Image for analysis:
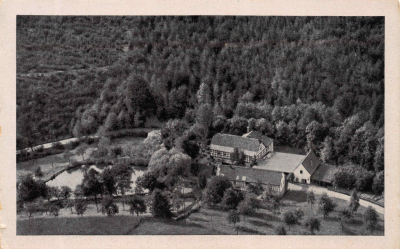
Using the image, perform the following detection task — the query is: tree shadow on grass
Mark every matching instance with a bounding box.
[158,218,206,229]
[190,216,209,223]
[237,225,265,235]
[249,219,274,228]
[264,213,282,222]
[342,226,356,235]
[347,218,363,227]
[324,216,341,222]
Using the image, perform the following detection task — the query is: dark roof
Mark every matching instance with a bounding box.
[211,133,260,152]
[311,164,338,183]
[300,150,321,175]
[218,165,283,186]
[242,131,274,146]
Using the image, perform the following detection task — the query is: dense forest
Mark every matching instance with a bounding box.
[17,16,384,174]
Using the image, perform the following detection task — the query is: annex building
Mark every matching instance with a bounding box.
[211,130,337,193]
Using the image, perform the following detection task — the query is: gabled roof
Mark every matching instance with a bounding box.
[242,131,274,147]
[299,150,321,175]
[218,165,283,186]
[254,152,305,173]
[311,164,338,183]
[210,133,261,154]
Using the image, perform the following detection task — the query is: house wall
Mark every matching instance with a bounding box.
[267,142,273,154]
[256,143,267,159]
[211,149,257,164]
[210,149,232,163]
[293,164,311,184]
[231,180,280,193]
[278,173,288,197]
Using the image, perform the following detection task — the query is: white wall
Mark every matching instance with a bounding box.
[293,164,311,184]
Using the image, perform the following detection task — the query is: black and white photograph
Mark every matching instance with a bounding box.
[1,1,399,248]
[15,15,386,236]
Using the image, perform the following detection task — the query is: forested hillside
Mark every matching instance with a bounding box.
[17,16,384,173]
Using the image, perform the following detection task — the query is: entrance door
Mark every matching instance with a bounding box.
[302,179,307,184]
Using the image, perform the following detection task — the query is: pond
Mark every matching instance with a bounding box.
[46,165,146,193]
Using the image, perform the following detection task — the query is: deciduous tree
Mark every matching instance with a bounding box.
[75,200,87,216]
[349,189,360,213]
[227,210,241,235]
[318,193,337,218]
[101,196,119,216]
[151,189,172,218]
[128,195,147,216]
[283,211,297,231]
[205,176,232,205]
[364,206,379,232]
[304,217,321,235]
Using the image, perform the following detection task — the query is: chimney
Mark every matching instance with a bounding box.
[246,126,251,133]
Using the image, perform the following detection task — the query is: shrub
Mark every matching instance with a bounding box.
[205,176,232,204]
[227,210,241,234]
[52,141,65,150]
[221,188,244,210]
[25,202,38,219]
[36,145,44,152]
[275,225,287,235]
[372,171,384,195]
[349,189,360,213]
[318,193,337,218]
[304,217,321,235]
[283,211,297,231]
[128,195,147,216]
[66,140,80,150]
[75,200,87,216]
[101,196,119,216]
[294,208,304,223]
[197,172,207,189]
[49,205,60,217]
[355,169,375,192]
[364,206,379,232]
[151,189,172,218]
[332,167,357,189]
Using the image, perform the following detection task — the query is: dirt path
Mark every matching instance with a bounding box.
[288,183,384,215]
[18,135,98,154]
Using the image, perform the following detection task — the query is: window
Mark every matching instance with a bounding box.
[300,170,303,174]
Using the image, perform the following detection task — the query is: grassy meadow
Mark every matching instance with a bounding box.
[17,189,384,235]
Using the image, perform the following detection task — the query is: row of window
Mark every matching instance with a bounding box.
[211,150,231,158]
[232,181,280,191]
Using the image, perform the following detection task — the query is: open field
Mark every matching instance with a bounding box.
[17,190,384,235]
[18,215,141,235]
[133,190,384,235]
[110,137,145,147]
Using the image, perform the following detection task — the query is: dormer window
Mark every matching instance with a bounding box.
[300,170,303,174]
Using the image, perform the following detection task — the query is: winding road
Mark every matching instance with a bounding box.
[288,183,384,215]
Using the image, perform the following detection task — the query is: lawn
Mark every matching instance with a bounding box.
[111,137,145,147]
[17,215,141,235]
[17,190,384,235]
[133,190,384,235]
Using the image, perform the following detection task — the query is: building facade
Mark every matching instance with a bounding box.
[210,131,273,164]
[217,165,288,197]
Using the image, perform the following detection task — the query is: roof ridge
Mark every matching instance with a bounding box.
[219,133,260,141]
